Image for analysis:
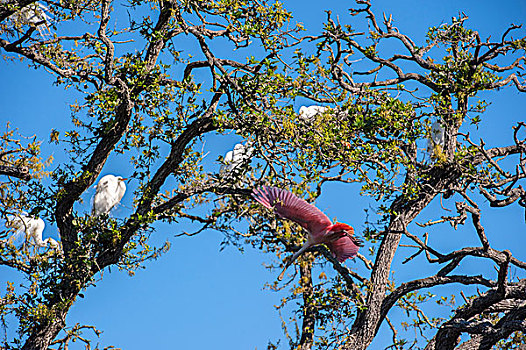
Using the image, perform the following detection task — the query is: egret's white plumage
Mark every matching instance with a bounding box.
[427,120,445,157]
[92,175,127,216]
[5,214,59,250]
[21,2,50,24]
[299,105,328,122]
[4,1,51,37]
[220,143,253,175]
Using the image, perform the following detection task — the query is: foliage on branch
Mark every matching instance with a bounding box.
[0,0,525,349]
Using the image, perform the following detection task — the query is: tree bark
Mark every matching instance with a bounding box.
[21,310,67,350]
[299,258,316,350]
[344,165,461,349]
[0,164,30,180]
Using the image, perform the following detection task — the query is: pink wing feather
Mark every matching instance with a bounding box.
[252,186,332,235]
[326,236,361,263]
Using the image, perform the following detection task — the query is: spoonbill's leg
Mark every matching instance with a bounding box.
[278,241,312,281]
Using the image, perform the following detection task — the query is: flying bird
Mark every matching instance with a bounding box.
[299,105,328,122]
[92,175,127,216]
[252,186,363,280]
[5,214,60,250]
[220,143,253,176]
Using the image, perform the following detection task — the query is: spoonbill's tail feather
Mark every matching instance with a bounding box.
[327,236,361,263]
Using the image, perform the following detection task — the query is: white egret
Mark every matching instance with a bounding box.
[4,1,51,37]
[5,214,60,250]
[92,175,127,216]
[427,120,445,159]
[299,105,328,122]
[219,143,253,176]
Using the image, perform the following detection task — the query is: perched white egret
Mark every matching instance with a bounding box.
[5,214,60,250]
[299,105,328,122]
[4,1,51,37]
[92,175,127,216]
[427,120,445,159]
[220,143,254,176]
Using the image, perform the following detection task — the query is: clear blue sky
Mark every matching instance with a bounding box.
[1,0,525,349]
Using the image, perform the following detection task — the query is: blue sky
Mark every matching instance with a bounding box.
[1,0,525,349]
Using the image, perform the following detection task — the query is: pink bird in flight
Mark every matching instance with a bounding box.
[253,186,363,280]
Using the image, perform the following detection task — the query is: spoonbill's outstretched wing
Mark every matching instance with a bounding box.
[252,186,332,235]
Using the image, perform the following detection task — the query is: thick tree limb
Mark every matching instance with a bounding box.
[298,259,316,350]
[381,274,495,327]
[0,164,30,181]
[425,280,526,350]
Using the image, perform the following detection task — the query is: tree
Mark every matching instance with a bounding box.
[0,0,525,349]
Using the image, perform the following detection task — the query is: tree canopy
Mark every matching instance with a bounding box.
[0,0,525,349]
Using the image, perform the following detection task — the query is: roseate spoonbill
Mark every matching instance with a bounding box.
[92,175,127,216]
[6,214,60,250]
[427,120,445,158]
[253,186,363,280]
[220,143,253,175]
[299,105,328,122]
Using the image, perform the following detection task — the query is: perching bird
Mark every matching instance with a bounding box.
[92,175,127,216]
[427,120,445,158]
[5,214,60,250]
[5,1,51,37]
[220,143,253,176]
[253,186,363,280]
[298,105,328,122]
